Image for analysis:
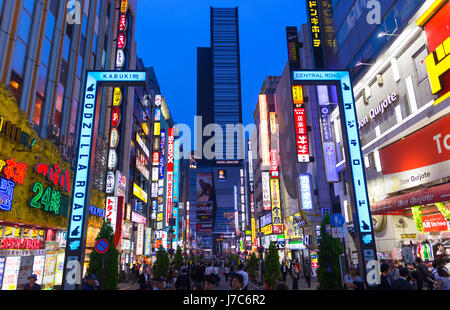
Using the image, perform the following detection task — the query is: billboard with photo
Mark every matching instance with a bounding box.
[196,172,214,202]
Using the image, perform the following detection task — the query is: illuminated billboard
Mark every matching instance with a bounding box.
[261,171,271,211]
[64,70,146,289]
[259,94,270,166]
[293,70,376,276]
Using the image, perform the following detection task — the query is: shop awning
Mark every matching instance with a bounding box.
[370,182,450,215]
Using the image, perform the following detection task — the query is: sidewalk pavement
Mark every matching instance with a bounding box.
[118,280,140,290]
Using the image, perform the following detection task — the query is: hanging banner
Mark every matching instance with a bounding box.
[262,172,271,211]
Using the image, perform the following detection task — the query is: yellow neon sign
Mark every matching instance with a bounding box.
[425,37,450,105]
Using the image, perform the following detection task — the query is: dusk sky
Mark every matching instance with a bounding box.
[136,0,307,138]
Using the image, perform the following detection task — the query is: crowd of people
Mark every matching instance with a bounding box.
[344,257,449,290]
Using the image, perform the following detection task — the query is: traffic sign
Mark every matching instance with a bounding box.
[331,213,345,227]
[94,239,110,254]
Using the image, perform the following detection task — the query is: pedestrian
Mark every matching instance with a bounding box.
[435,266,450,290]
[410,270,423,290]
[237,264,249,290]
[291,260,300,290]
[391,267,413,290]
[379,263,391,290]
[152,277,165,290]
[213,263,220,287]
[303,259,312,288]
[260,260,265,286]
[23,274,41,290]
[231,273,244,290]
[175,267,191,290]
[281,259,288,282]
[228,266,236,287]
[389,261,400,281]
[224,263,230,283]
[415,257,435,290]
[138,266,150,290]
[204,275,216,290]
[344,265,366,290]
[82,274,98,290]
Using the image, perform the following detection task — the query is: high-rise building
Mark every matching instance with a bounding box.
[193,7,245,254]
[197,7,243,161]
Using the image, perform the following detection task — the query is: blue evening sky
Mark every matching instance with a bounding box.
[136,0,307,143]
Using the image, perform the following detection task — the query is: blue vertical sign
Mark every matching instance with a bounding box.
[173,206,178,244]
[292,71,376,281]
[63,71,146,290]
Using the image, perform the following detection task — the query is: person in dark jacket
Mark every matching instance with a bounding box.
[138,266,150,290]
[379,263,392,290]
[391,267,413,290]
[175,267,191,290]
[23,274,41,290]
[82,274,98,290]
[281,259,288,282]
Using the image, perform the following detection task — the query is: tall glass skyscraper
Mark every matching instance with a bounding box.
[194,7,245,254]
[197,7,243,161]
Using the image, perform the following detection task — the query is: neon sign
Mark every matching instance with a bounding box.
[63,71,146,289]
[0,158,27,185]
[29,182,69,217]
[0,177,15,211]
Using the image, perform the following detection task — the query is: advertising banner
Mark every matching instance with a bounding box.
[2,256,21,290]
[115,170,127,197]
[423,213,448,232]
[262,172,271,210]
[196,172,214,202]
[380,114,450,193]
[105,197,118,232]
[196,203,213,222]
[136,223,144,256]
[270,179,283,234]
[144,228,151,256]
[298,174,314,210]
[259,95,270,167]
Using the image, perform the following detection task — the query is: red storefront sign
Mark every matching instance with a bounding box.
[1,238,44,250]
[294,108,307,135]
[422,214,448,232]
[111,107,120,127]
[418,1,450,101]
[119,14,127,32]
[371,182,450,215]
[296,135,310,156]
[117,33,126,49]
[380,114,450,175]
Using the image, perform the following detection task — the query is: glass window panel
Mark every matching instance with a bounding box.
[63,35,70,60]
[23,0,35,15]
[45,12,55,40]
[18,9,32,42]
[12,40,27,75]
[41,37,51,66]
[36,65,47,97]
[33,94,43,127]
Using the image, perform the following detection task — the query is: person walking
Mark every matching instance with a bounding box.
[138,266,150,290]
[175,267,191,290]
[291,260,300,290]
[435,266,450,290]
[224,263,230,283]
[82,274,98,290]
[213,263,220,287]
[260,260,265,286]
[281,259,288,282]
[415,257,435,290]
[204,275,216,290]
[303,259,312,288]
[231,273,244,290]
[23,274,41,290]
[344,265,366,290]
[391,267,413,290]
[379,263,392,290]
